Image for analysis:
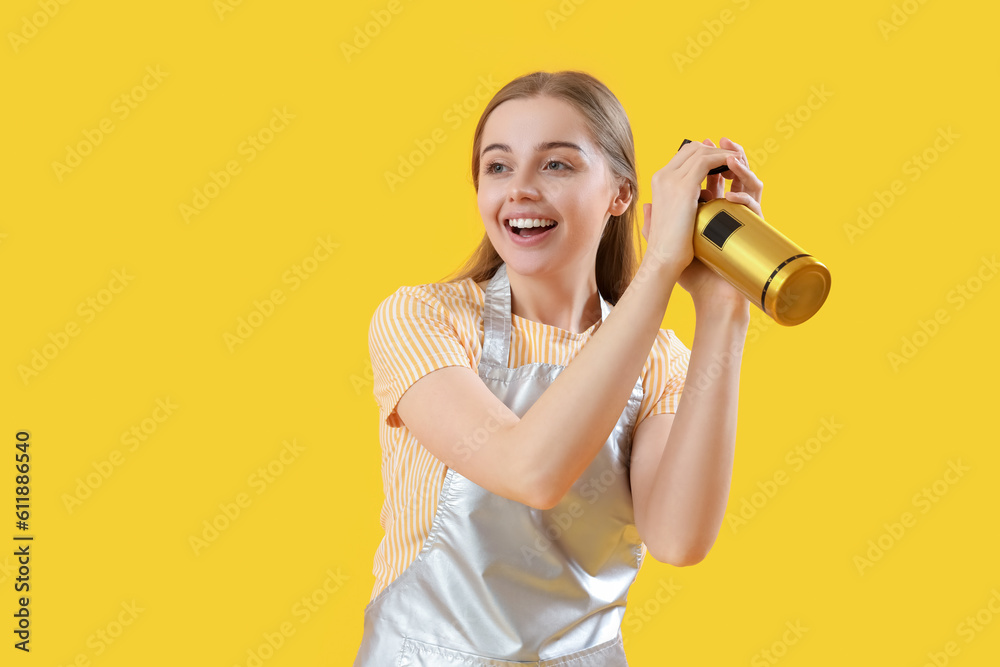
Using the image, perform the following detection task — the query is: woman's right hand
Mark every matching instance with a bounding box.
[641,138,742,271]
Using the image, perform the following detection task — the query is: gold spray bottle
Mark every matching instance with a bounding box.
[680,139,832,326]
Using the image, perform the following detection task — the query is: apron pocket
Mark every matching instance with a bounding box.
[396,637,528,666]
[539,634,628,666]
[396,634,629,666]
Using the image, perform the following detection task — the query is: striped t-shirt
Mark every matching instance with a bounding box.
[366,275,691,602]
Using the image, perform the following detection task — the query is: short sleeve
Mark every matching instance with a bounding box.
[368,286,475,428]
[645,329,691,419]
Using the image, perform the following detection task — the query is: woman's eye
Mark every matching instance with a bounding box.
[483,159,570,174]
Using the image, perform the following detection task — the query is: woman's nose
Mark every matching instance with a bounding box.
[507,170,540,200]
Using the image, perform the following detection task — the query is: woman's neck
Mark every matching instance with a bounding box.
[476,270,602,334]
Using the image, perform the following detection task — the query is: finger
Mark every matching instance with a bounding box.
[720,154,747,175]
[701,139,746,165]
[706,171,724,199]
[723,151,754,174]
[701,139,724,192]
[719,137,749,165]
[670,139,704,172]
[725,191,763,218]
[701,139,728,180]
[675,140,699,157]
[722,154,763,198]
[679,147,739,182]
[677,138,737,166]
[719,140,749,181]
[719,155,741,189]
[724,155,745,192]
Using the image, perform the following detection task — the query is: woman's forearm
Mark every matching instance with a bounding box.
[512,254,684,509]
[642,302,750,564]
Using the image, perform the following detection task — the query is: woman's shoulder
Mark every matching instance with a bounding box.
[374,276,485,320]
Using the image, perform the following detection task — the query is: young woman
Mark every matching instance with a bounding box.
[356,70,763,666]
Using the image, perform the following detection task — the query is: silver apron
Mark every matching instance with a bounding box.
[355,262,646,666]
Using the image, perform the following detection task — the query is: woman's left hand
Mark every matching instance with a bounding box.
[676,137,764,312]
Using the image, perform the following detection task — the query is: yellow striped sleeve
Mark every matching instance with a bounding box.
[369,285,475,429]
[642,329,691,421]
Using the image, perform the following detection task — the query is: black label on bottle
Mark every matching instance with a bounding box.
[702,210,744,250]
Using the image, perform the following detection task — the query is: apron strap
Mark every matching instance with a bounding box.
[482,262,513,368]
[482,262,613,369]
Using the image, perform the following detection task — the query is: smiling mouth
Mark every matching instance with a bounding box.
[505,219,559,236]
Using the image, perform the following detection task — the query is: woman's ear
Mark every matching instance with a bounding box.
[608,178,633,217]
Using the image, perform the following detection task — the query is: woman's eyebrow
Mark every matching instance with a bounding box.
[482,141,587,156]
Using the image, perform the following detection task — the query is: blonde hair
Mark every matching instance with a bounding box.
[438,70,640,305]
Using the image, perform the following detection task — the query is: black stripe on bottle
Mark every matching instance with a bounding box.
[760,254,811,310]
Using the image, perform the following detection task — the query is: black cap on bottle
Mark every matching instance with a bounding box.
[678,138,730,175]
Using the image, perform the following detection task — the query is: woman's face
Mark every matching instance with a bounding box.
[476,95,629,277]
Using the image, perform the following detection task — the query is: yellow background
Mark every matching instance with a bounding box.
[3,0,999,664]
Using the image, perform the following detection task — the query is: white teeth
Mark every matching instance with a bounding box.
[507,218,556,228]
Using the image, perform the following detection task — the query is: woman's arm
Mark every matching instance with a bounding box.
[628,136,763,564]
[630,299,750,566]
[395,253,686,510]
